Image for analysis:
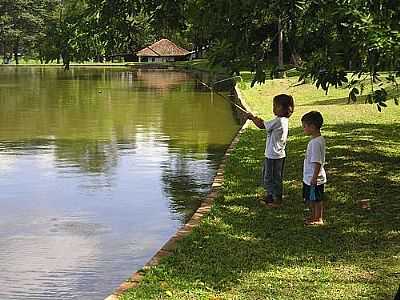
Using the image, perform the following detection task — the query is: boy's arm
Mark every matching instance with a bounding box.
[310,140,324,186]
[247,113,265,129]
[311,162,322,186]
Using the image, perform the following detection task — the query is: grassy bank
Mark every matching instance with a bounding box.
[120,74,400,299]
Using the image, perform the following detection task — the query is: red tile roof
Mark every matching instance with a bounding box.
[137,39,190,57]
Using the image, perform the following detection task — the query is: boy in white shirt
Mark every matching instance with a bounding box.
[301,111,327,225]
[247,94,295,207]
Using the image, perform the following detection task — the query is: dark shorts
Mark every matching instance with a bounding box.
[303,183,324,202]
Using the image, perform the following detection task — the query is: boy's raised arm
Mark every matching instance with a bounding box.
[247,113,265,129]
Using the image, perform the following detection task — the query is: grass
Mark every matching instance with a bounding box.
[120,75,400,299]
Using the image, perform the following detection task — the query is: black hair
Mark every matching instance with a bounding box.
[273,94,295,118]
[301,111,324,129]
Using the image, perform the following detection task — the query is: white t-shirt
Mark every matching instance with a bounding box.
[303,136,327,185]
[263,117,289,159]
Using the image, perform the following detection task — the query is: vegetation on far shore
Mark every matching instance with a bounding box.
[120,72,400,300]
[0,59,224,72]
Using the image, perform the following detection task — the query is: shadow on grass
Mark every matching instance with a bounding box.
[300,87,398,106]
[299,95,369,106]
[123,123,400,300]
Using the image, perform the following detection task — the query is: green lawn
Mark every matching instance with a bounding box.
[121,75,400,300]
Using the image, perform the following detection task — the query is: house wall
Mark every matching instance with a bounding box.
[154,57,175,62]
[139,56,184,63]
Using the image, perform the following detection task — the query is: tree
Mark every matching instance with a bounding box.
[0,0,60,64]
[83,0,157,62]
[35,0,63,63]
[181,0,306,81]
[41,0,105,69]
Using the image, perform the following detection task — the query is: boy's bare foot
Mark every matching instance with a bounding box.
[267,202,281,208]
[259,200,280,208]
[304,219,324,226]
[259,194,273,206]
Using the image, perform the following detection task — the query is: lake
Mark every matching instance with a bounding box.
[0,66,241,299]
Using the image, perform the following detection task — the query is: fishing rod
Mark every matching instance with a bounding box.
[197,77,249,114]
[212,75,242,86]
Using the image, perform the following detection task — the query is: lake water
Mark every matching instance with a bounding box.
[0,67,241,299]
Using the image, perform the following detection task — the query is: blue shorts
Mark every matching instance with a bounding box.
[303,183,324,202]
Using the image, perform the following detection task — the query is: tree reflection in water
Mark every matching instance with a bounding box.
[160,146,226,223]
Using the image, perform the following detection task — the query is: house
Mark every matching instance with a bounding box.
[137,39,191,63]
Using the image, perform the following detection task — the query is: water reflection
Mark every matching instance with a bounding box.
[0,67,241,299]
[137,69,191,91]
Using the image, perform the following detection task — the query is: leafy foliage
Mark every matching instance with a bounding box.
[0,0,58,63]
[295,0,400,109]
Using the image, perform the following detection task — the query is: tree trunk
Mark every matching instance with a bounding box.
[290,49,302,66]
[395,285,400,300]
[61,47,70,70]
[14,41,19,65]
[2,41,6,64]
[278,17,284,69]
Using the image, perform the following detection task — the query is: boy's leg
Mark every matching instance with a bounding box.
[304,183,317,224]
[303,183,312,221]
[314,184,324,223]
[262,159,274,203]
[264,159,284,207]
[304,202,321,225]
[272,158,285,202]
[306,185,325,225]
[310,202,316,222]
[314,201,323,223]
